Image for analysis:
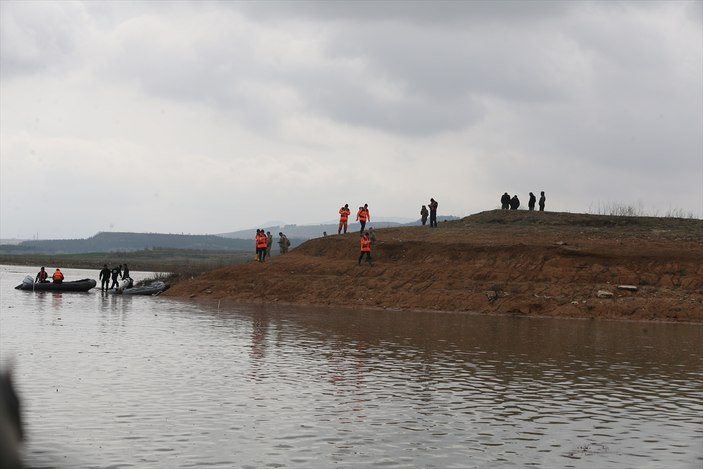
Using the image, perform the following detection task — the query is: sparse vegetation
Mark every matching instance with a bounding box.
[588,202,698,219]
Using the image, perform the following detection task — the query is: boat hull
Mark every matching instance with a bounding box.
[15,279,97,292]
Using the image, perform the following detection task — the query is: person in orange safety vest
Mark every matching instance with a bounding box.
[356,204,370,233]
[338,204,351,234]
[256,229,268,262]
[36,266,49,283]
[52,268,64,283]
[358,231,372,266]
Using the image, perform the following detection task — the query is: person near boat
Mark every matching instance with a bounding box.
[110,266,121,289]
[99,265,111,291]
[52,268,64,284]
[35,267,49,283]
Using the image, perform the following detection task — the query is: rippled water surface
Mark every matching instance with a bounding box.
[1,265,702,468]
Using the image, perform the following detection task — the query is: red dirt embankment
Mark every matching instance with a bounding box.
[165,210,703,322]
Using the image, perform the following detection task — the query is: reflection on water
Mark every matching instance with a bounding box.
[1,265,702,468]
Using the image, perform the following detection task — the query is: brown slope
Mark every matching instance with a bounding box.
[164,210,703,322]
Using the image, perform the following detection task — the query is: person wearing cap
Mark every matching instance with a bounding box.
[52,268,64,284]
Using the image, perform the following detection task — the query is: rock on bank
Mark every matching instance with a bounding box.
[164,210,703,322]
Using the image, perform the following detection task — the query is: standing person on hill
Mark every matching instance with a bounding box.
[35,266,49,283]
[501,192,510,209]
[278,232,291,254]
[256,229,268,262]
[429,198,438,228]
[99,264,111,291]
[356,204,370,233]
[358,231,373,266]
[266,231,273,258]
[539,191,546,211]
[52,268,64,284]
[509,195,520,210]
[528,192,536,211]
[420,205,429,225]
[110,266,121,289]
[338,204,351,234]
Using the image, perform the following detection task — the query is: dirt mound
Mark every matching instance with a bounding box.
[165,210,703,322]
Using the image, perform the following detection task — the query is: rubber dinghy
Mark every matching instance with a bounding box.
[15,276,97,292]
[111,279,168,296]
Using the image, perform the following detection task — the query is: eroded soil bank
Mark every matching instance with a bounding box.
[165,210,703,322]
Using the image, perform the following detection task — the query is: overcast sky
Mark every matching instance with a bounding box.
[1,0,701,240]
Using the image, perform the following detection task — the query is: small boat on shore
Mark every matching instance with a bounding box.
[15,276,97,292]
[110,280,168,296]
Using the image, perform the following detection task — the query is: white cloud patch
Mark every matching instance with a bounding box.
[1,0,701,239]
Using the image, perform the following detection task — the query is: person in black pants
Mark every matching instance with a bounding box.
[539,191,546,211]
[528,192,536,211]
[110,265,121,289]
[99,264,111,291]
[429,198,438,228]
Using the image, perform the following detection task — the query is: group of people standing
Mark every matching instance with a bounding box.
[337,203,371,235]
[501,191,546,211]
[99,264,131,291]
[254,229,291,262]
[420,198,439,227]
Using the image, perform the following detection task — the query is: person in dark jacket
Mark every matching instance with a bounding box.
[99,265,111,291]
[110,266,121,289]
[509,195,520,210]
[501,192,510,209]
[528,192,536,211]
[420,205,429,225]
[429,198,438,228]
[539,191,546,211]
[121,264,131,281]
[35,267,49,283]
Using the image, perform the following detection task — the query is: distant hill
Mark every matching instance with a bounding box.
[219,216,459,240]
[0,216,461,254]
[0,232,288,255]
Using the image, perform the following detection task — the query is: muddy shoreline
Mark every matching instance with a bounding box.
[164,210,703,323]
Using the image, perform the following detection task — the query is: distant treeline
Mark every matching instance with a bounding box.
[0,231,303,255]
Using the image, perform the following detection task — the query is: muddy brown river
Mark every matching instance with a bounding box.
[1,265,701,468]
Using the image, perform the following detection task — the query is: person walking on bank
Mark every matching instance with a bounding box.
[420,205,429,225]
[52,268,64,284]
[278,232,291,254]
[110,266,121,289]
[358,231,373,266]
[501,192,510,210]
[35,266,49,283]
[266,231,273,258]
[528,192,536,211]
[99,264,111,291]
[539,191,546,211]
[429,198,438,228]
[338,204,351,234]
[357,204,370,233]
[509,195,520,210]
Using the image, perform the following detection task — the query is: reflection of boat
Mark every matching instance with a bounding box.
[112,281,168,296]
[15,276,96,292]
